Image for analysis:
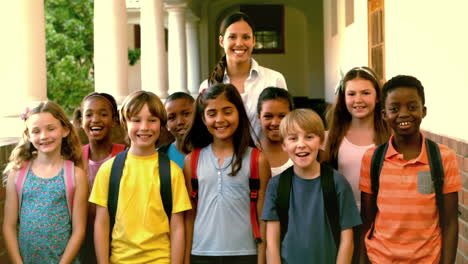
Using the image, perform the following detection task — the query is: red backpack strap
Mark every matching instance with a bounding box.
[82,144,90,161]
[249,148,262,243]
[15,161,31,209]
[111,144,126,157]
[63,160,75,217]
[190,148,201,203]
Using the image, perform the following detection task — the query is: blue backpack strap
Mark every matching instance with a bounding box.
[277,166,294,242]
[425,139,444,227]
[320,163,341,247]
[368,142,389,238]
[158,152,172,220]
[108,149,128,241]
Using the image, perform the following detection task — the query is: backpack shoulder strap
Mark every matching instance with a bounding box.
[158,151,172,220]
[63,160,75,217]
[15,161,31,210]
[190,148,202,202]
[108,149,128,240]
[82,144,90,161]
[368,142,389,238]
[370,143,388,196]
[111,144,126,157]
[320,163,340,247]
[425,138,444,226]
[158,143,172,154]
[249,148,262,243]
[277,166,294,242]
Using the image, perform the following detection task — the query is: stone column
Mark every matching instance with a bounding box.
[94,0,128,104]
[166,3,189,94]
[2,0,47,116]
[140,0,168,98]
[186,14,201,97]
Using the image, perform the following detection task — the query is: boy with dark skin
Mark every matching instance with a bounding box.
[360,75,460,263]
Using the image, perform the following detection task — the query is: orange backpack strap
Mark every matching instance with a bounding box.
[15,161,31,210]
[249,148,262,243]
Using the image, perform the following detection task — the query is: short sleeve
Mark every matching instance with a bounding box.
[359,148,375,194]
[276,73,287,90]
[170,161,192,214]
[261,176,280,221]
[89,157,114,207]
[439,145,462,194]
[334,172,362,230]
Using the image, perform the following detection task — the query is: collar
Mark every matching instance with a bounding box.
[386,133,429,164]
[223,58,259,83]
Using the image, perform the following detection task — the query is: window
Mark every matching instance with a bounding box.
[368,0,385,82]
[240,5,284,53]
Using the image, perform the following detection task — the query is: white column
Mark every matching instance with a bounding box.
[1,0,47,116]
[166,3,189,94]
[141,0,168,98]
[186,15,201,97]
[94,0,128,104]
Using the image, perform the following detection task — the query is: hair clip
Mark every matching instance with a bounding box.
[200,88,207,94]
[20,107,30,120]
[334,68,344,95]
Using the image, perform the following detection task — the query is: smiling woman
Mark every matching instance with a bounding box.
[199,12,288,141]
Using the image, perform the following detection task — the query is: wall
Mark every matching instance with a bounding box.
[254,6,310,97]
[385,0,468,141]
[323,0,369,103]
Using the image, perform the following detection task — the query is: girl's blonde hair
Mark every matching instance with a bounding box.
[3,101,83,181]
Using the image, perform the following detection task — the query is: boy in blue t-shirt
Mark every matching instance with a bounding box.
[159,92,194,168]
[262,109,361,263]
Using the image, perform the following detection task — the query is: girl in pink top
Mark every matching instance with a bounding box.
[324,66,390,209]
[80,92,126,264]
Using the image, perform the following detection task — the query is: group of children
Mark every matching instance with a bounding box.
[1,64,462,264]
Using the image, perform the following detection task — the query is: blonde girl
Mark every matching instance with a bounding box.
[3,101,87,264]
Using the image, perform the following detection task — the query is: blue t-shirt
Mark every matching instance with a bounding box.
[166,143,185,169]
[261,168,362,264]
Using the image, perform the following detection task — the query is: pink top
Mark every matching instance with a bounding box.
[87,154,112,192]
[338,137,374,209]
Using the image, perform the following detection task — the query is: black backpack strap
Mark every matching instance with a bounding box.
[425,139,444,227]
[108,149,128,241]
[277,166,294,242]
[368,142,389,238]
[320,163,341,247]
[158,142,172,154]
[159,152,172,220]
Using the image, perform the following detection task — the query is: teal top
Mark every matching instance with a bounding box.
[18,167,79,264]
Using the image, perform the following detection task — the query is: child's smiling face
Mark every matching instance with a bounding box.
[82,97,115,143]
[383,87,426,137]
[165,98,194,141]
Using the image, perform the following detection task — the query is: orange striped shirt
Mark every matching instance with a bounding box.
[359,134,461,264]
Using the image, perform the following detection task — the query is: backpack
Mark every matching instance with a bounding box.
[157,142,172,154]
[190,147,263,243]
[107,150,172,239]
[368,138,444,238]
[16,160,75,217]
[276,163,341,247]
[82,144,126,162]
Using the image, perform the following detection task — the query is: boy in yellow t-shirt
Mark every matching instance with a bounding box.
[89,91,191,264]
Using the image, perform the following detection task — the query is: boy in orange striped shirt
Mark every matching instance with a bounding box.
[359,75,461,263]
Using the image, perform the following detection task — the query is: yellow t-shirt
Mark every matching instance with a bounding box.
[89,152,191,264]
